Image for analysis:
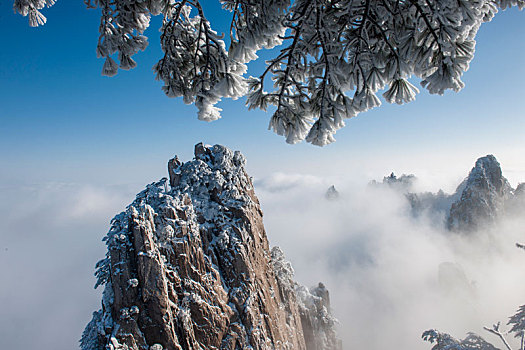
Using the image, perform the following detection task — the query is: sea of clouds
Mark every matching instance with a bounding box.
[0,182,139,349]
[256,172,525,350]
[1,163,525,350]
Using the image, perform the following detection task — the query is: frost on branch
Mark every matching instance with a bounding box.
[422,330,499,350]
[153,3,247,121]
[223,0,290,64]
[508,305,525,349]
[423,244,525,350]
[423,316,525,350]
[16,0,525,145]
[13,0,56,27]
[249,0,508,145]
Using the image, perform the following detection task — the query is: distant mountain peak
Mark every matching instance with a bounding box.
[370,172,417,193]
[382,155,522,233]
[447,155,513,231]
[466,155,508,193]
[325,185,340,200]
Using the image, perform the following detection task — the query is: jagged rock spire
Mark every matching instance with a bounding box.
[81,144,341,350]
[447,155,513,232]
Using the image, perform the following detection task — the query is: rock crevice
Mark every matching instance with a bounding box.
[81,143,341,350]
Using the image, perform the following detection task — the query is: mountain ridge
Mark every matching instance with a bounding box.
[371,154,522,232]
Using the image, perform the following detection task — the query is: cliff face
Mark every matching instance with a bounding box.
[81,144,340,350]
[447,155,513,231]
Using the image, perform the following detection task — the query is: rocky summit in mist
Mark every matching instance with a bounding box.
[376,155,524,232]
[446,155,515,231]
[81,143,341,350]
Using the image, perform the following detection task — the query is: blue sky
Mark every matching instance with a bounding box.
[1,2,525,188]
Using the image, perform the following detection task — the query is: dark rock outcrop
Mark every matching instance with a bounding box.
[515,183,525,199]
[325,186,339,200]
[81,144,340,350]
[447,155,513,231]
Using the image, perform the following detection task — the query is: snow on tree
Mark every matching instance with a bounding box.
[13,0,525,145]
[423,319,525,350]
[423,254,525,350]
[422,330,500,350]
[422,243,525,350]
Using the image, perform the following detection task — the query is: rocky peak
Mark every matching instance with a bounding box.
[325,186,339,200]
[447,155,513,231]
[463,155,509,194]
[515,183,525,197]
[370,172,417,193]
[81,143,340,350]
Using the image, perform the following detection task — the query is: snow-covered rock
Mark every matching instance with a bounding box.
[81,143,340,350]
[447,155,513,232]
[371,155,522,232]
[369,172,417,193]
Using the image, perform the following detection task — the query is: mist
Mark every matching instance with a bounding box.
[0,182,138,349]
[256,172,525,350]
[2,164,525,350]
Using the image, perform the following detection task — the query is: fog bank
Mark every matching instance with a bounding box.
[257,173,525,350]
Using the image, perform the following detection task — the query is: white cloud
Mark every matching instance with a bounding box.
[256,173,525,350]
[0,182,138,350]
[2,168,525,350]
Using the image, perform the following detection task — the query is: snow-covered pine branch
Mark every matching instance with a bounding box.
[13,0,56,26]
[422,317,524,350]
[14,0,525,146]
[422,329,500,350]
[423,242,525,350]
[508,305,525,350]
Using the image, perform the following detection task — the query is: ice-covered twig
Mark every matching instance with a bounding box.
[484,322,513,350]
